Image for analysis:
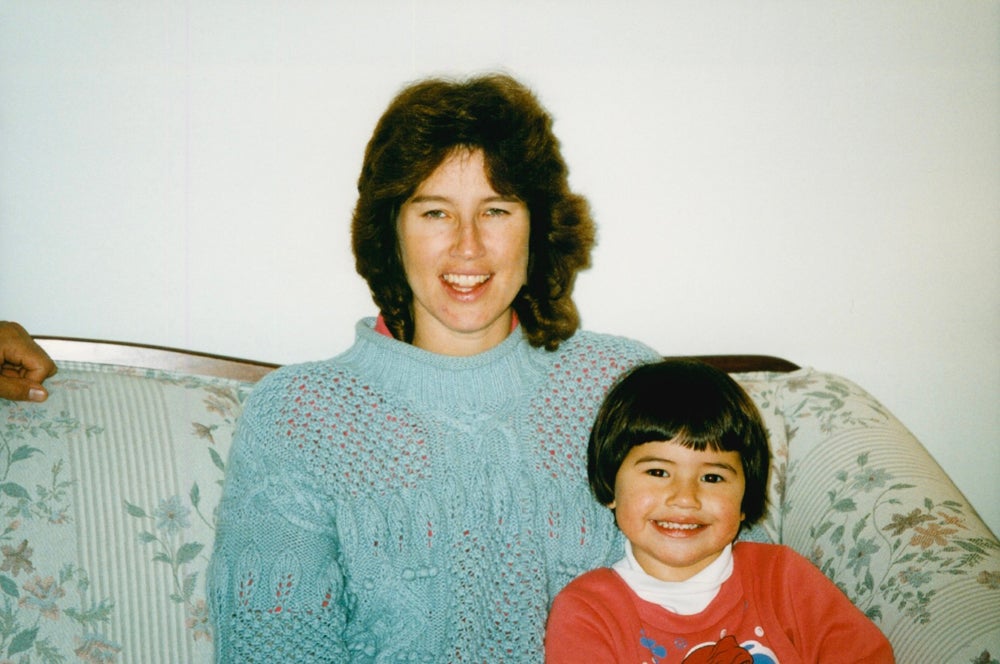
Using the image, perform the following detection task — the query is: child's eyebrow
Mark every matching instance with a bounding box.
[703,461,741,474]
[631,455,674,466]
[632,456,740,474]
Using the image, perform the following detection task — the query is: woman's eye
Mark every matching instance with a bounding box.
[422,209,447,219]
[484,207,509,217]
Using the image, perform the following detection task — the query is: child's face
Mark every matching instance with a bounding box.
[610,439,745,582]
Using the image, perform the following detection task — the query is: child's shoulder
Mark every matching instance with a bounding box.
[733,541,827,581]
[736,540,811,555]
[551,568,637,619]
[733,541,802,561]
[556,567,626,601]
[733,541,785,554]
[562,566,620,589]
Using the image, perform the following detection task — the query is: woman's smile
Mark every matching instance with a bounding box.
[441,272,492,295]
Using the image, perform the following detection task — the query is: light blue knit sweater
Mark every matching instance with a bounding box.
[208,318,658,662]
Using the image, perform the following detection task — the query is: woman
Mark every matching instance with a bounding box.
[207,73,659,662]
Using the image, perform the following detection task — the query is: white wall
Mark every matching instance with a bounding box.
[1,1,997,535]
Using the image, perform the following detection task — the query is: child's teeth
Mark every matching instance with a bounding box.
[657,521,699,530]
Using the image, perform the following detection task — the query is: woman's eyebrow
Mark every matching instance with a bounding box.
[406,194,521,205]
[406,194,451,205]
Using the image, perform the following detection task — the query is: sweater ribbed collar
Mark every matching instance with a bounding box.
[337,317,543,415]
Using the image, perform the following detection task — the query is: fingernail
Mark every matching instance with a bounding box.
[28,388,47,402]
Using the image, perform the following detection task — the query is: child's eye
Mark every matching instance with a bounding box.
[646,469,669,478]
[702,474,724,483]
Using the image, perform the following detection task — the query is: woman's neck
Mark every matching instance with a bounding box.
[376,311,520,356]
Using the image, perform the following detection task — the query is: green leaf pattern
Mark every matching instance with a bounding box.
[1,381,118,663]
[121,381,244,648]
[736,369,1000,661]
[0,368,250,662]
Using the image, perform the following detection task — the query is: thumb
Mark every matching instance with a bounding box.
[0,376,48,402]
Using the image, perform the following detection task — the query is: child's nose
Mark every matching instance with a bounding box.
[665,478,701,508]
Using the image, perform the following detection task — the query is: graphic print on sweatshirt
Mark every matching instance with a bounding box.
[640,629,779,664]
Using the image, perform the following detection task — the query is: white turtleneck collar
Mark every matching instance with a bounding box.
[612,541,734,615]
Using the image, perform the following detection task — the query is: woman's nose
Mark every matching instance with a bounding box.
[450,219,485,258]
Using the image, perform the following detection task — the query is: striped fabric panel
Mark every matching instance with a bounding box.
[4,362,248,663]
[64,369,194,662]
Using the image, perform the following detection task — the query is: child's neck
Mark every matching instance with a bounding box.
[611,542,734,615]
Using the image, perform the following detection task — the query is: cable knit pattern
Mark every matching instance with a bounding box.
[207,318,659,662]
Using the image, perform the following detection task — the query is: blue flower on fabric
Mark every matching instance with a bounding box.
[851,467,892,492]
[846,537,880,575]
[153,496,191,534]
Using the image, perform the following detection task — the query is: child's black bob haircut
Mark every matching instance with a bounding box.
[588,358,771,528]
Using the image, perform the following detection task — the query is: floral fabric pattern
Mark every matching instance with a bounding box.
[735,368,1000,663]
[0,361,996,662]
[1,362,252,663]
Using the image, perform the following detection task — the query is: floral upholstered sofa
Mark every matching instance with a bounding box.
[1,339,997,663]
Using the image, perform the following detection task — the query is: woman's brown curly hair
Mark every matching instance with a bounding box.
[351,73,595,351]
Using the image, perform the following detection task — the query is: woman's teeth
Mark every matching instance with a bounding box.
[443,274,490,289]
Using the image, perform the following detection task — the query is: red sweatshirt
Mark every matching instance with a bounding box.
[545,542,894,663]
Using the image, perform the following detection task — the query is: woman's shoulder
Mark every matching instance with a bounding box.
[253,357,344,391]
[555,329,660,365]
[247,317,381,395]
[239,357,354,420]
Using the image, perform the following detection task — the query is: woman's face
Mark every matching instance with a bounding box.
[397,149,530,356]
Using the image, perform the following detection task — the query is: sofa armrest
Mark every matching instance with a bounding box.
[758,368,999,663]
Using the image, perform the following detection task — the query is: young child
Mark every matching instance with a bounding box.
[544,359,894,663]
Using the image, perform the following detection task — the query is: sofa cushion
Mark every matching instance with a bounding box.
[1,361,253,662]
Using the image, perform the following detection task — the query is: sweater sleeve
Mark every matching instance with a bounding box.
[207,383,350,663]
[544,571,632,663]
[771,546,895,663]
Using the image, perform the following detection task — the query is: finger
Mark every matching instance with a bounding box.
[0,376,49,402]
[23,357,58,383]
[0,323,58,382]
